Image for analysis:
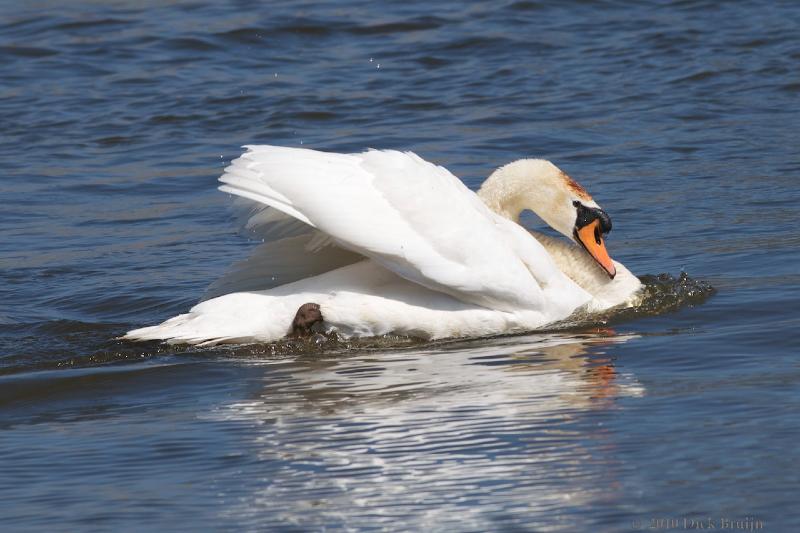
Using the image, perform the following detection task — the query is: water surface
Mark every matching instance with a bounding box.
[1,0,799,531]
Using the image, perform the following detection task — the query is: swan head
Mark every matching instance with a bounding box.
[478,159,617,279]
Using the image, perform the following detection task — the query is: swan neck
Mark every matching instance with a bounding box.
[477,168,528,223]
[478,159,577,239]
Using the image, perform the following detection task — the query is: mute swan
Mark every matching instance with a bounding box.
[125,146,641,345]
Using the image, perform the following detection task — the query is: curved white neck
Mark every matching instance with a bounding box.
[477,159,579,238]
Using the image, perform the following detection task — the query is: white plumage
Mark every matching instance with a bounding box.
[126,146,641,345]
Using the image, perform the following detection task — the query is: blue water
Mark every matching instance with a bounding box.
[1,1,799,531]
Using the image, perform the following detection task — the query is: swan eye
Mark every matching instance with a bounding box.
[572,200,581,207]
[574,203,613,235]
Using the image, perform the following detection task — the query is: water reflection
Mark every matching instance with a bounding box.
[211,331,643,530]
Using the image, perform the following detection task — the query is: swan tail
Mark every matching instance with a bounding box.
[123,314,218,345]
[123,292,306,346]
[123,313,268,346]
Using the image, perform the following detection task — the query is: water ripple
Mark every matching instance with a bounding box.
[1,0,798,529]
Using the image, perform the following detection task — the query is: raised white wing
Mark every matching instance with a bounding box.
[218,146,582,312]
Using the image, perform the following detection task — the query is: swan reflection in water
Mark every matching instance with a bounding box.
[210,330,643,530]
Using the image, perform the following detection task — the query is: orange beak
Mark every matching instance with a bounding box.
[576,219,616,279]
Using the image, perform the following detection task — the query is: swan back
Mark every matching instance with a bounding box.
[218,146,590,315]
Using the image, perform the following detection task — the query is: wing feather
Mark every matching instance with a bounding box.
[217,146,576,312]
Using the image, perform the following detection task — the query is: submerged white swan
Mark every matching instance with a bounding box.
[126,146,642,345]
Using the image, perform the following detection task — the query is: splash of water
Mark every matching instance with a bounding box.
[578,271,716,328]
